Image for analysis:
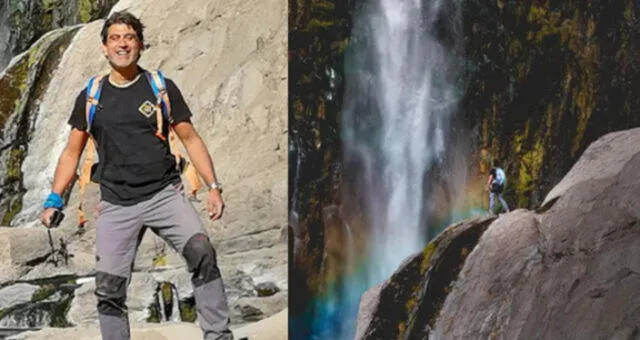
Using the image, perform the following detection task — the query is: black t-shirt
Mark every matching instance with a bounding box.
[68,71,192,206]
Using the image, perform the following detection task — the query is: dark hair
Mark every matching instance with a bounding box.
[101,11,145,45]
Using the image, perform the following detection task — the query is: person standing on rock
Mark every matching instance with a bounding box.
[39,11,237,340]
[487,160,510,214]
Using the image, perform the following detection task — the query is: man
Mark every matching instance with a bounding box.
[487,160,510,214]
[40,11,236,340]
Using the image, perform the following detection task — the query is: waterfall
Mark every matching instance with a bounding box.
[0,27,79,226]
[0,288,74,329]
[343,0,461,286]
[303,0,463,338]
[0,1,11,71]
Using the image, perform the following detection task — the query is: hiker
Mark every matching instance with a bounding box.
[487,160,510,214]
[39,11,235,340]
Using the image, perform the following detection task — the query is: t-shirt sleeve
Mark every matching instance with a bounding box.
[67,89,87,131]
[165,78,193,124]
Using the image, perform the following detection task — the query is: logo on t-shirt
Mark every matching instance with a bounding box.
[138,100,155,118]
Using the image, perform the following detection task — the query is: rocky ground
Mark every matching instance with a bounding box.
[8,308,287,340]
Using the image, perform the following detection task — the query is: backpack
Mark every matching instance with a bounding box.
[76,70,183,226]
[494,167,506,186]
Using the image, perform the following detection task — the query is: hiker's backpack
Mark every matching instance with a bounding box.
[494,167,506,186]
[76,70,182,226]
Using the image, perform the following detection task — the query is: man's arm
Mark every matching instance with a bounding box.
[40,128,89,227]
[52,129,89,194]
[172,121,219,187]
[172,121,224,220]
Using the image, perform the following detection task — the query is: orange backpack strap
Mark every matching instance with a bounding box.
[144,70,173,139]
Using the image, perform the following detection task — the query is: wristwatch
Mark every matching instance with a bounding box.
[209,181,222,192]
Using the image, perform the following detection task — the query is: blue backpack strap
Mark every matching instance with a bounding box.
[85,74,106,133]
[144,70,173,122]
[496,168,505,185]
[145,70,182,168]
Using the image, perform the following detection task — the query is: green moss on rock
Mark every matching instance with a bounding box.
[78,0,94,23]
[2,197,23,225]
[31,284,57,303]
[146,294,161,323]
[179,300,197,322]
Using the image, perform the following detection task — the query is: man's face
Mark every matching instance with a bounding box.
[101,23,142,71]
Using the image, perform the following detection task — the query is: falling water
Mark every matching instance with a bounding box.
[343,0,461,283]
[310,0,463,338]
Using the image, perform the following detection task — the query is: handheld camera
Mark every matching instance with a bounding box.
[49,210,65,228]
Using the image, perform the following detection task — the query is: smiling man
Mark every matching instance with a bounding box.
[39,11,236,340]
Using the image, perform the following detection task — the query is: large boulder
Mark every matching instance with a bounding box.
[432,129,640,339]
[355,215,497,339]
[356,127,640,339]
[542,127,640,206]
[0,226,83,282]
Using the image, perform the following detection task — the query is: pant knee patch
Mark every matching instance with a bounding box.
[95,271,128,317]
[182,233,221,287]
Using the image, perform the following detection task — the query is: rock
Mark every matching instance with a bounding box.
[221,267,257,306]
[66,278,98,326]
[236,304,264,322]
[133,231,188,272]
[9,308,288,340]
[357,128,640,339]
[232,308,288,340]
[220,243,288,292]
[0,226,81,282]
[354,282,383,340]
[0,283,39,311]
[542,127,640,207]
[255,281,279,297]
[67,272,158,326]
[355,215,496,339]
[19,249,96,281]
[67,268,269,326]
[430,211,543,339]
[232,292,287,324]
[0,0,117,71]
[150,268,194,303]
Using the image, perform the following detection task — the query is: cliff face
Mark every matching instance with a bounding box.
[289,0,354,318]
[0,0,118,70]
[461,0,640,209]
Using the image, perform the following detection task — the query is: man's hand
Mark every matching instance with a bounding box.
[40,208,57,228]
[207,189,224,220]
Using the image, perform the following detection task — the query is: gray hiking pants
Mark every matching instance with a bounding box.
[489,191,510,213]
[94,183,233,340]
